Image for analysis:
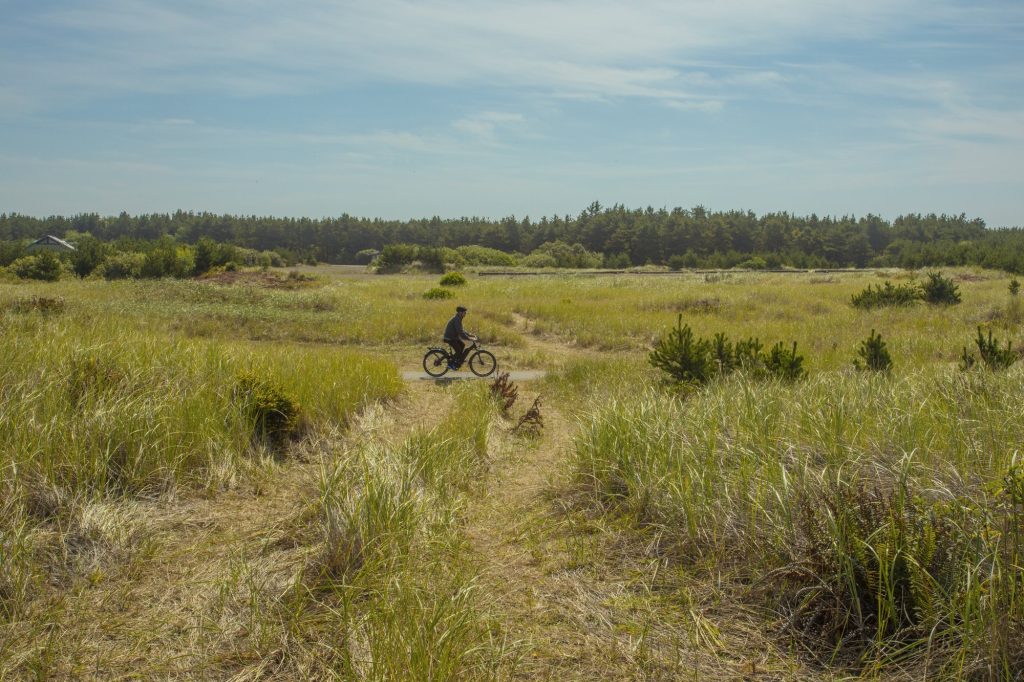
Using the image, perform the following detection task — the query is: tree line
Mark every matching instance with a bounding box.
[2,203,1022,272]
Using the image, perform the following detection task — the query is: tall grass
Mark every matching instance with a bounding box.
[571,368,1024,676]
[0,316,401,499]
[253,384,515,680]
[0,299,402,627]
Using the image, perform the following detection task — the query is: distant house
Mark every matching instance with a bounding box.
[26,235,76,252]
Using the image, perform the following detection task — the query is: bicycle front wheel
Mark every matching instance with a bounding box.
[468,350,497,377]
[423,349,450,377]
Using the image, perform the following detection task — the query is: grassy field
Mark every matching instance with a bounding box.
[1,266,1021,679]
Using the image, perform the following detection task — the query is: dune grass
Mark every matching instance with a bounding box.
[570,366,1024,677]
[196,384,516,680]
[0,281,403,632]
[3,267,1022,678]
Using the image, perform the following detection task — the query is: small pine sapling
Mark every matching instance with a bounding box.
[960,326,1017,371]
[711,332,737,374]
[765,341,807,381]
[850,281,921,309]
[854,329,893,372]
[649,315,714,385]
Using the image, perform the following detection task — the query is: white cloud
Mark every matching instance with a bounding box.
[664,99,725,113]
[3,0,964,104]
[452,111,526,142]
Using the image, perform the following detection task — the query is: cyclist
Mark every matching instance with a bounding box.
[443,305,477,370]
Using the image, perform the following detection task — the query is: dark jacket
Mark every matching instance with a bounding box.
[444,314,470,341]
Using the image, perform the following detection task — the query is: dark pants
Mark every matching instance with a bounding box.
[445,338,466,365]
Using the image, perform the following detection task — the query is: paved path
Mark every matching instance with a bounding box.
[402,370,546,382]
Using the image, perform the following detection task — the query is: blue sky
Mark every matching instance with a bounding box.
[2,1,1023,226]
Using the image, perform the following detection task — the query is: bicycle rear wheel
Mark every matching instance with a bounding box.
[423,349,450,377]
[468,350,497,377]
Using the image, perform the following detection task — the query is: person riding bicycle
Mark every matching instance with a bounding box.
[443,305,477,370]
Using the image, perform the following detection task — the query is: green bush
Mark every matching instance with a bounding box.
[649,315,806,385]
[69,236,109,278]
[439,271,467,287]
[602,252,631,269]
[141,239,194,278]
[920,271,961,305]
[667,251,700,271]
[416,247,446,273]
[854,329,893,372]
[520,252,558,268]
[422,287,454,300]
[851,281,921,309]
[527,241,602,268]
[764,341,807,380]
[1010,278,1020,296]
[649,317,715,385]
[455,245,518,267]
[96,252,146,280]
[9,252,63,281]
[232,371,301,447]
[375,244,418,274]
[960,326,1017,371]
[738,256,768,270]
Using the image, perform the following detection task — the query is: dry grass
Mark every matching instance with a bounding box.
[3,267,1021,679]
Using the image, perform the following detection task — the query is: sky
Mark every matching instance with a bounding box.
[1,0,1023,226]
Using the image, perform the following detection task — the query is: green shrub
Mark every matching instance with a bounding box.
[416,247,446,274]
[9,252,63,281]
[96,252,146,280]
[764,341,807,380]
[232,371,301,447]
[527,241,602,268]
[649,316,715,385]
[69,236,109,278]
[960,326,1016,371]
[738,256,768,270]
[455,245,518,267]
[422,287,454,300]
[520,252,558,268]
[141,239,194,278]
[375,244,418,274]
[851,281,921,309]
[920,271,961,305]
[649,315,805,385]
[1010,278,1020,296]
[854,329,893,372]
[439,271,467,287]
[193,237,237,275]
[667,252,699,271]
[602,252,631,269]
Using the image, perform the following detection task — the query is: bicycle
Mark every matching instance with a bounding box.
[422,338,497,378]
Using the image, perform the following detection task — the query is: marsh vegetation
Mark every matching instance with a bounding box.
[1,266,1021,679]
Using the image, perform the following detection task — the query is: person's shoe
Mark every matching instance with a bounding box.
[447,362,458,371]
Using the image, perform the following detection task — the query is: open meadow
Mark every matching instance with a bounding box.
[2,266,1023,680]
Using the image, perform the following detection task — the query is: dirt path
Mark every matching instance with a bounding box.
[462,316,718,680]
